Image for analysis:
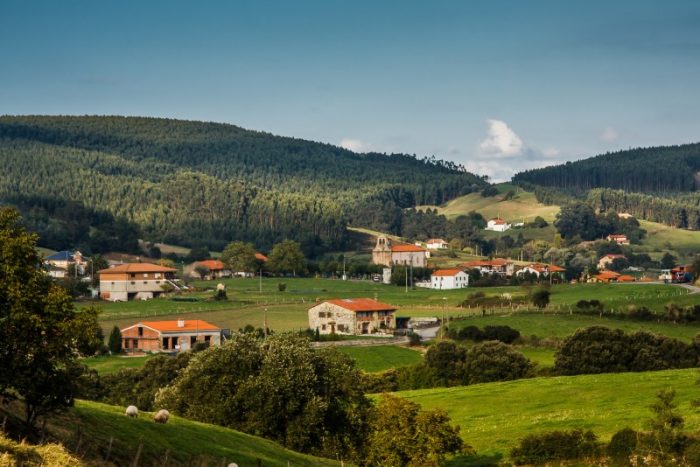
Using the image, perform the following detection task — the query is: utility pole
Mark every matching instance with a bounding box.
[441,297,447,339]
[264,307,268,336]
[405,265,408,293]
[259,266,262,293]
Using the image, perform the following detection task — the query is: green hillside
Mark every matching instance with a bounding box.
[0,115,484,253]
[42,400,339,466]
[398,369,700,464]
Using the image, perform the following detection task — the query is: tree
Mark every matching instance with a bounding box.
[194,264,210,280]
[531,288,550,308]
[464,341,532,384]
[221,240,258,273]
[108,326,122,354]
[554,202,601,241]
[609,257,629,272]
[640,389,687,460]
[267,240,306,276]
[365,394,465,466]
[0,207,101,428]
[424,341,468,386]
[660,252,677,270]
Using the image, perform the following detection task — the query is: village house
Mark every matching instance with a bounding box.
[461,258,515,277]
[372,235,428,268]
[191,259,232,280]
[430,268,469,289]
[606,234,630,245]
[516,263,566,279]
[98,262,178,301]
[598,254,626,270]
[45,250,89,277]
[589,270,621,283]
[485,217,511,232]
[120,319,223,353]
[308,298,397,335]
[425,238,449,250]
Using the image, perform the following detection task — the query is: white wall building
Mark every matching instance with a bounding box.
[485,218,511,232]
[430,268,469,290]
[425,238,449,250]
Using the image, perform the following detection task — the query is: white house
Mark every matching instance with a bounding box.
[425,238,449,250]
[516,263,566,278]
[430,268,469,289]
[485,218,511,232]
[308,298,397,335]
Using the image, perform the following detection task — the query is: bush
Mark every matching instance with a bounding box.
[482,325,521,344]
[424,341,468,386]
[464,341,532,384]
[407,332,421,346]
[684,440,700,466]
[607,427,638,462]
[510,429,601,465]
[531,288,550,308]
[107,325,122,354]
[277,282,287,292]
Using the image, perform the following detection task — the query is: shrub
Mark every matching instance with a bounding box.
[407,332,421,346]
[107,325,122,354]
[464,341,532,384]
[277,282,287,292]
[684,440,700,466]
[510,429,600,465]
[607,427,638,462]
[531,288,550,308]
[424,341,468,386]
[482,325,520,344]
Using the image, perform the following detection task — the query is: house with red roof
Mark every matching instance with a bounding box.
[606,234,630,245]
[425,238,449,250]
[120,319,223,352]
[431,268,469,289]
[516,263,566,279]
[598,254,627,270]
[589,270,621,283]
[372,235,428,268]
[98,262,178,301]
[485,217,511,232]
[193,259,232,280]
[308,298,397,335]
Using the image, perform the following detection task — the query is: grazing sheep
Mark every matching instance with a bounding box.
[125,405,139,418]
[153,409,170,424]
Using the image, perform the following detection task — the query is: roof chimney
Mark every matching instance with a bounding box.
[177,319,185,328]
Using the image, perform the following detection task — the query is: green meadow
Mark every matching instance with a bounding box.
[337,345,423,373]
[396,368,700,465]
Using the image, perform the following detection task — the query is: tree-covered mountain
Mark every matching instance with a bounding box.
[513,143,700,193]
[0,115,485,254]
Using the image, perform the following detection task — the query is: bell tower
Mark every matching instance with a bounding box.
[372,235,392,266]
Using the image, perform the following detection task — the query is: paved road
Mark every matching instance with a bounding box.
[677,283,700,294]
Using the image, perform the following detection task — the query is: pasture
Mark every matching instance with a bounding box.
[337,345,423,373]
[397,368,700,465]
[83,355,156,374]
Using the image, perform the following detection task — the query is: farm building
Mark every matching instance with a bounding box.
[120,319,223,352]
[425,238,449,250]
[372,235,428,268]
[461,258,514,277]
[589,271,621,283]
[606,234,630,245]
[308,298,397,335]
[516,263,566,279]
[45,250,89,277]
[485,217,511,232]
[598,254,626,270]
[98,262,178,301]
[431,269,469,289]
[192,260,232,280]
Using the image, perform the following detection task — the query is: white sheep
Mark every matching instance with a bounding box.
[125,405,139,418]
[153,409,170,424]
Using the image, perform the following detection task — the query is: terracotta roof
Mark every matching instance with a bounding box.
[490,218,507,225]
[98,262,177,274]
[525,263,566,273]
[124,319,220,333]
[462,258,511,268]
[391,244,426,253]
[597,271,620,278]
[255,253,269,262]
[197,260,226,271]
[324,298,397,312]
[432,268,465,277]
[617,275,636,282]
[593,274,616,282]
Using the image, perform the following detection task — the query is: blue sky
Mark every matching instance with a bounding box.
[2,0,700,181]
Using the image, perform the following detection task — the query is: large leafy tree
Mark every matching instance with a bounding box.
[267,239,306,276]
[0,207,102,428]
[221,240,258,273]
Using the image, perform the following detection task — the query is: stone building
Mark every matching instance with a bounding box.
[372,235,427,268]
[98,262,177,301]
[308,298,397,335]
[120,319,223,352]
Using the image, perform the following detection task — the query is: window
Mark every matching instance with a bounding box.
[204,335,211,344]
[162,337,169,349]
[321,325,327,331]
[190,336,197,346]
[172,336,179,347]
[143,273,148,278]
[138,327,143,337]
[318,311,326,318]
[130,273,135,278]
[155,273,161,279]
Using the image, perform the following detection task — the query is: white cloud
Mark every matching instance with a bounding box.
[601,126,618,143]
[542,147,560,158]
[478,119,525,157]
[339,138,369,153]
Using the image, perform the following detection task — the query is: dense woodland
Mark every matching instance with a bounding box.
[514,143,700,193]
[0,116,485,254]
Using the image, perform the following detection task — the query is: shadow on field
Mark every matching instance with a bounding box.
[447,452,503,466]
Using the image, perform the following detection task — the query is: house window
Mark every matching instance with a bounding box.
[130,273,135,278]
[143,273,148,278]
[204,335,211,344]
[162,337,169,349]
[172,336,179,347]
[138,327,143,337]
[190,336,197,346]
[321,325,327,331]
[155,273,161,279]
[318,312,326,318]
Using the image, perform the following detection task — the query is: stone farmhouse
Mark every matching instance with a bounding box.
[308,298,397,335]
[461,258,514,277]
[99,262,178,301]
[430,268,469,289]
[120,319,223,353]
[606,234,630,245]
[372,235,428,268]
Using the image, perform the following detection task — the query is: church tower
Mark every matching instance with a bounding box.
[372,235,393,266]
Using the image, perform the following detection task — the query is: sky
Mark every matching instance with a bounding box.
[2,0,700,181]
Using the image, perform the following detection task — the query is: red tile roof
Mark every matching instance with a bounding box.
[490,218,507,225]
[255,253,269,262]
[432,268,465,277]
[617,275,636,282]
[597,271,620,278]
[99,262,177,274]
[525,263,566,273]
[197,260,226,271]
[325,298,397,312]
[125,319,220,333]
[391,244,426,252]
[461,258,512,268]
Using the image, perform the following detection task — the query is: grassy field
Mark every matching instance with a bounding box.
[338,345,423,372]
[417,183,560,223]
[397,368,700,465]
[635,220,700,261]
[518,345,556,368]
[42,400,339,466]
[83,355,156,374]
[92,278,698,338]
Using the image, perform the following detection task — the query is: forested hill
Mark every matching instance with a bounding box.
[0,115,485,253]
[513,143,700,193]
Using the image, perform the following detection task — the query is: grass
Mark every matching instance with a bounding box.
[518,346,556,368]
[635,220,700,261]
[42,400,339,466]
[82,355,156,374]
[397,368,700,465]
[338,345,423,372]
